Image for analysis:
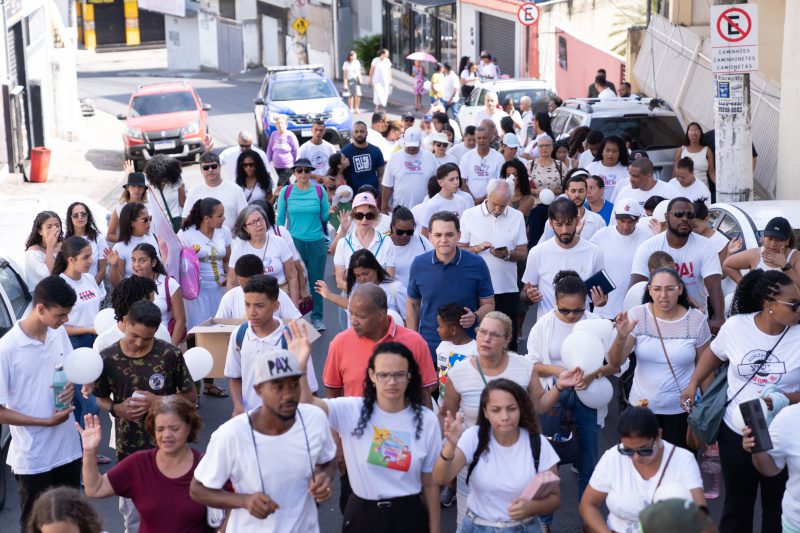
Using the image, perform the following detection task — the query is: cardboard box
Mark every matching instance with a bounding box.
[187,318,321,379]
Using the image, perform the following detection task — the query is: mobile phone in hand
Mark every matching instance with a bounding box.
[740,399,773,453]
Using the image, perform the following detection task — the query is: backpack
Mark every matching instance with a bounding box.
[283,182,328,236]
[235,323,289,351]
[178,246,201,300]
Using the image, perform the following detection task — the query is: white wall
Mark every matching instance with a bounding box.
[198,9,220,70]
[166,16,201,70]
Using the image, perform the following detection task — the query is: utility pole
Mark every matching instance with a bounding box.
[712,0,755,203]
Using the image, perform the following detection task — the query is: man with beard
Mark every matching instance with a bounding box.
[522,198,606,319]
[540,171,606,241]
[341,121,386,192]
[629,197,725,332]
[459,125,505,204]
[191,346,337,532]
[381,126,438,212]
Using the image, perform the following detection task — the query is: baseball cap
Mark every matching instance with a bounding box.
[293,158,315,170]
[427,132,450,146]
[763,216,792,241]
[253,349,304,386]
[403,127,423,148]
[401,111,415,121]
[423,114,433,123]
[639,499,714,533]
[614,198,642,218]
[352,192,378,209]
[125,172,146,189]
[502,133,521,149]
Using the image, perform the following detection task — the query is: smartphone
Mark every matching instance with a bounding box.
[740,399,773,453]
[494,246,508,253]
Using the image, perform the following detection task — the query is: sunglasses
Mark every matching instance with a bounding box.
[353,212,377,221]
[137,216,153,223]
[669,210,695,219]
[776,299,800,312]
[557,307,585,316]
[403,117,414,122]
[294,168,311,174]
[394,229,415,236]
[617,442,657,457]
[71,212,88,219]
[201,164,219,171]
[434,142,448,148]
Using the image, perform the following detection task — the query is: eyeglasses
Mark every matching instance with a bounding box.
[294,168,311,174]
[617,441,658,457]
[137,216,153,223]
[373,371,411,383]
[246,217,266,228]
[393,229,415,236]
[557,307,585,316]
[539,144,554,149]
[476,327,506,340]
[242,162,256,168]
[71,212,88,219]
[775,300,800,312]
[434,142,448,148]
[353,212,377,221]
[649,285,680,294]
[201,164,219,171]
[669,210,695,220]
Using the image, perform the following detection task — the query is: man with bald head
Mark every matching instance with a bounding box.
[219,130,271,181]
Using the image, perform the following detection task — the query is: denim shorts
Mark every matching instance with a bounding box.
[462,511,542,533]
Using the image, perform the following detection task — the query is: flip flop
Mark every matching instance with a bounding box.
[204,384,229,398]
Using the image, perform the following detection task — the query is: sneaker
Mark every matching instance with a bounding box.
[311,318,326,332]
[440,486,456,508]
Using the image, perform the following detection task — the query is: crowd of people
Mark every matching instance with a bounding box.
[1,58,798,533]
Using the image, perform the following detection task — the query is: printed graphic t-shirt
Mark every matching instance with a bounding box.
[436,339,478,400]
[342,143,386,192]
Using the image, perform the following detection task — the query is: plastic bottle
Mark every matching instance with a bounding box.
[700,443,721,499]
[53,363,68,410]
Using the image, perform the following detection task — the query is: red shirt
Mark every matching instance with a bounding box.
[323,318,438,396]
[107,448,207,533]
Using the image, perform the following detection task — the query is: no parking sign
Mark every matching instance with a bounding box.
[710,4,758,74]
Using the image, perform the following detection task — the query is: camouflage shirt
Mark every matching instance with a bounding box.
[94,339,194,461]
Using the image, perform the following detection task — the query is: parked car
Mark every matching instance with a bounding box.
[458,78,554,133]
[253,65,352,148]
[550,97,685,181]
[117,81,212,170]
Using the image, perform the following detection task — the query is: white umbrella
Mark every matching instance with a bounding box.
[406,52,437,63]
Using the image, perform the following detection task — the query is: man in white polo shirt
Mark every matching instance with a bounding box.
[0,276,82,529]
[459,178,527,350]
[381,126,438,212]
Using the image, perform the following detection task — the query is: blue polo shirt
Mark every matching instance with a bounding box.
[585,199,614,225]
[407,248,494,357]
[342,142,385,192]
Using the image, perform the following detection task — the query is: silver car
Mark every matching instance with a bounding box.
[458,79,554,133]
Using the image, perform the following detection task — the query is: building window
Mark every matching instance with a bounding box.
[558,36,567,70]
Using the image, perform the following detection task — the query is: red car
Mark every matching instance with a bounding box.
[117,81,211,170]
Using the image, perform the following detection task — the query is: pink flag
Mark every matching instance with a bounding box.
[148,186,182,279]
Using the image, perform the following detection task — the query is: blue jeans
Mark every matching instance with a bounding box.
[69,333,100,428]
[462,513,541,533]
[449,100,462,119]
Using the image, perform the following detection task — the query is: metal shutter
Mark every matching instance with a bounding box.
[478,13,515,78]
[138,8,165,43]
[93,2,126,46]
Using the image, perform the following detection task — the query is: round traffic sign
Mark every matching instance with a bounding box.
[716,7,752,43]
[517,2,540,27]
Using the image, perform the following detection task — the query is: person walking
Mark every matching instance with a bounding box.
[411,59,425,111]
[585,136,630,203]
[219,130,270,182]
[674,122,714,188]
[266,115,299,187]
[107,202,160,283]
[65,202,108,291]
[539,171,606,241]
[341,122,386,192]
[381,127,438,212]
[369,49,392,112]
[723,216,800,285]
[182,151,248,232]
[144,155,186,233]
[107,169,149,243]
[389,206,433,287]
[343,51,364,113]
[459,125,505,203]
[235,149,273,203]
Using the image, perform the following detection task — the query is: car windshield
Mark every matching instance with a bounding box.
[590,115,685,150]
[130,91,197,117]
[0,260,30,337]
[498,89,552,113]
[271,79,338,101]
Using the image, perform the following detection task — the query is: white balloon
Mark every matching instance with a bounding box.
[576,377,613,409]
[184,347,214,381]
[422,80,432,92]
[93,308,117,335]
[63,347,104,384]
[573,319,613,342]
[653,481,692,503]
[730,398,769,432]
[653,200,670,223]
[623,281,648,312]
[387,309,405,327]
[561,331,604,371]
[538,189,555,205]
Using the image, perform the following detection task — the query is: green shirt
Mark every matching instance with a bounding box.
[276,183,330,242]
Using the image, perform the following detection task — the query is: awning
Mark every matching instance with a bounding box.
[406,0,455,9]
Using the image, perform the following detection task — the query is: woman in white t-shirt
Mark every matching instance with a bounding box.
[585,136,630,202]
[681,269,800,533]
[107,168,149,243]
[128,242,186,346]
[227,205,300,307]
[580,406,705,533]
[144,154,186,233]
[290,323,442,532]
[235,149,273,203]
[609,268,711,449]
[24,210,63,290]
[108,202,161,284]
[389,206,433,287]
[65,202,108,293]
[434,379,561,532]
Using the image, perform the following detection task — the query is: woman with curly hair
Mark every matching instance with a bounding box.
[26,487,104,533]
[290,318,442,533]
[235,148,273,203]
[144,154,186,233]
[65,202,108,289]
[433,379,561,532]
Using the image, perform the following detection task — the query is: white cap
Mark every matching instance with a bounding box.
[502,132,521,149]
[614,198,642,218]
[403,127,422,147]
[427,132,450,145]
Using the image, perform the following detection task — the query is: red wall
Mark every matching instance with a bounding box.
[553,26,625,99]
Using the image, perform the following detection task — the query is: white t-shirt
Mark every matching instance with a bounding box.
[626,304,711,414]
[705,229,730,254]
[153,274,180,327]
[93,323,171,352]
[81,234,108,279]
[447,142,472,165]
[112,233,160,277]
[631,232,721,312]
[383,150,439,209]
[224,320,285,412]
[182,181,248,231]
[768,404,800,528]
[473,109,508,131]
[578,151,597,170]
[541,208,606,242]
[421,194,474,230]
[297,140,338,176]
[148,180,184,221]
[219,145,270,182]
[215,285,301,323]
[669,178,712,204]
[521,238,604,318]
[436,339,478,399]
[597,87,616,100]
[459,204,527,294]
[458,427,559,523]
[459,148,505,199]
[393,235,433,287]
[325,396,442,499]
[178,227,232,286]
[585,161,630,202]
[710,313,800,435]
[229,236,293,285]
[272,225,302,261]
[433,153,459,167]
[614,181,680,209]
[193,405,336,533]
[59,273,102,329]
[589,441,703,533]
[590,225,652,318]
[333,230,396,271]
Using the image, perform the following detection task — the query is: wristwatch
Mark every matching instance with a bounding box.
[782,263,792,271]
[504,250,512,261]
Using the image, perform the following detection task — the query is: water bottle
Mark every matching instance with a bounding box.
[700,443,721,499]
[53,364,68,410]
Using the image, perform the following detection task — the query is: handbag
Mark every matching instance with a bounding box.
[686,327,788,447]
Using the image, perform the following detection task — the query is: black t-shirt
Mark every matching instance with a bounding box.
[703,129,758,157]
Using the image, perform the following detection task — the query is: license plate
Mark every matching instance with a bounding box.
[153,140,176,150]
[300,129,312,137]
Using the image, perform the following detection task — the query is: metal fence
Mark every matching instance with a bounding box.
[633,14,781,199]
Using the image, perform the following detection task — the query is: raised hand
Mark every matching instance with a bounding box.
[314,280,332,300]
[123,160,135,175]
[443,410,463,446]
[727,235,743,255]
[75,414,103,451]
[104,248,120,267]
[284,320,311,369]
[614,312,638,338]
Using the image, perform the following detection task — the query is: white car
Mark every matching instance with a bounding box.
[458,79,554,133]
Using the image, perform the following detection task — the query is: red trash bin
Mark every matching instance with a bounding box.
[30,147,51,183]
